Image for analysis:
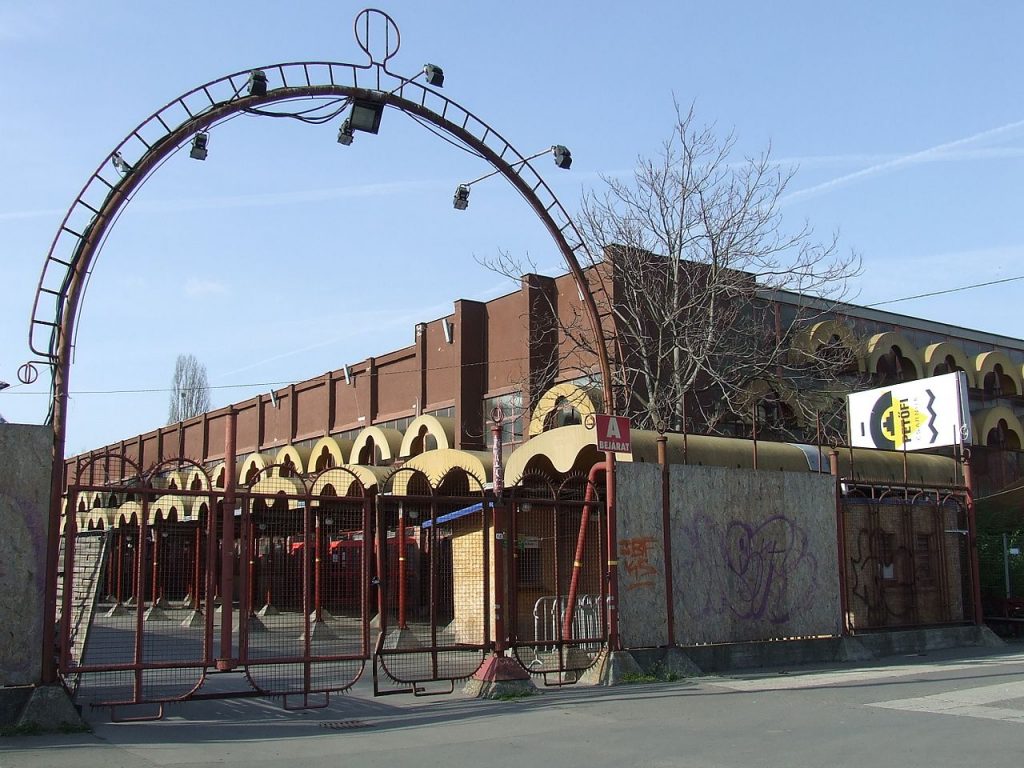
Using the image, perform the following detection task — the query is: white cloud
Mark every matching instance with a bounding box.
[184,278,228,297]
[782,118,1024,204]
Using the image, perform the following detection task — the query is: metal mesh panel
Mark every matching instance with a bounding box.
[241,467,368,695]
[842,496,971,631]
[375,469,486,686]
[509,473,604,680]
[70,482,209,706]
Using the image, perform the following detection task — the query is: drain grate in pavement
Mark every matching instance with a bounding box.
[320,719,373,730]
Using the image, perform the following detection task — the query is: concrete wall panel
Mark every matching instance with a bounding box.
[669,465,841,645]
[615,463,669,648]
[0,424,52,685]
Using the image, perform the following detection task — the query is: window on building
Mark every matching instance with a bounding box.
[483,391,524,448]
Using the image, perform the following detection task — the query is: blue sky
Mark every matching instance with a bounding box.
[1,1,1022,454]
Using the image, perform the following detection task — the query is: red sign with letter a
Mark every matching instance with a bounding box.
[595,414,632,453]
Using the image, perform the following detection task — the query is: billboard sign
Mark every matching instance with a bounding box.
[847,371,971,451]
[595,414,632,453]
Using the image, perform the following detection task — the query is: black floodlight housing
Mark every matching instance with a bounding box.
[349,99,384,134]
[552,145,572,169]
[111,152,131,175]
[337,119,355,146]
[423,63,444,87]
[190,132,209,160]
[248,69,268,97]
[453,184,470,210]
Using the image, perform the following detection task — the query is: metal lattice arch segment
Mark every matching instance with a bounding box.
[29,59,609,398]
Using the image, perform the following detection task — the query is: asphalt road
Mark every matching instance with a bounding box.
[4,644,1024,768]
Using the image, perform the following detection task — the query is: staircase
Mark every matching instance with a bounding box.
[55,530,110,666]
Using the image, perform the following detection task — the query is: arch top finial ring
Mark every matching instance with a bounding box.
[354,8,401,66]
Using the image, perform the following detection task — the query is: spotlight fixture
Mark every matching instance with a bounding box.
[423,63,444,87]
[111,152,131,175]
[190,132,209,161]
[552,145,572,169]
[248,69,268,97]
[452,184,470,210]
[348,98,384,134]
[337,118,354,146]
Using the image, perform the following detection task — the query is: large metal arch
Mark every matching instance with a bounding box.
[32,8,618,686]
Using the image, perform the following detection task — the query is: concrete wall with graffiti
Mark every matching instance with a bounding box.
[0,423,52,685]
[616,463,841,647]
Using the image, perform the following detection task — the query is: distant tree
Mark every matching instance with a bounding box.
[168,354,211,423]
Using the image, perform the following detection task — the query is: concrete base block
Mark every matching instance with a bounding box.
[382,628,422,650]
[0,687,33,727]
[579,649,643,686]
[977,626,1006,648]
[853,625,1005,658]
[299,619,337,642]
[369,613,381,630]
[309,610,334,622]
[180,610,204,628]
[464,654,536,699]
[246,614,268,633]
[257,603,279,617]
[104,602,128,618]
[15,685,85,731]
[143,606,171,622]
[661,647,703,678]
[835,636,874,662]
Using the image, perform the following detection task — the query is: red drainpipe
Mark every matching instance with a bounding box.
[561,460,607,640]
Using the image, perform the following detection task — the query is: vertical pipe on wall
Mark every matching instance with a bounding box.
[605,451,620,650]
[397,502,407,629]
[830,450,850,634]
[217,409,237,670]
[657,436,676,646]
[961,455,985,626]
[562,461,606,640]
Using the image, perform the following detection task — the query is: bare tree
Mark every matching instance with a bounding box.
[487,105,862,439]
[168,353,211,423]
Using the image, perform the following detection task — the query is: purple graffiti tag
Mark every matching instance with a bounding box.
[679,513,818,624]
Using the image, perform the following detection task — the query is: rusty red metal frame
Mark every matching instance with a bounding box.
[31,8,618,685]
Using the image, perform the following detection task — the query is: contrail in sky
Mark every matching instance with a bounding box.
[782,118,1024,204]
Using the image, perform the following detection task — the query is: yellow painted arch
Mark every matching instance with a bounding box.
[973,406,1024,445]
[240,452,278,485]
[528,383,599,437]
[78,506,113,530]
[274,444,312,477]
[922,342,974,386]
[399,414,455,457]
[305,436,352,473]
[864,332,925,377]
[209,459,244,489]
[349,426,403,465]
[975,351,1022,395]
[149,494,195,523]
[113,500,144,528]
[505,425,608,486]
[789,319,859,363]
[401,448,492,489]
[310,465,392,496]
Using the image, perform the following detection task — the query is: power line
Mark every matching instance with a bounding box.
[865,274,1024,307]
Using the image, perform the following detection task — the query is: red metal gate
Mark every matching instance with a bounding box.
[58,453,373,717]
[841,489,975,631]
[508,472,605,684]
[371,467,490,695]
[59,454,609,714]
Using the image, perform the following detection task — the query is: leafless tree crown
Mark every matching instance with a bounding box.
[485,105,862,439]
[168,353,211,424]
